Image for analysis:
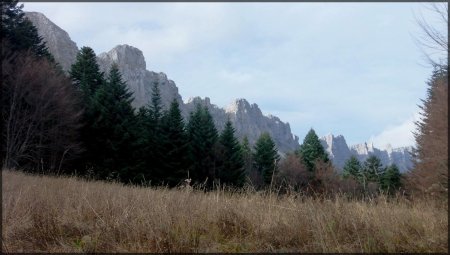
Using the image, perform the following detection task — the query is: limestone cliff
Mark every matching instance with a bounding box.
[26,11,301,154]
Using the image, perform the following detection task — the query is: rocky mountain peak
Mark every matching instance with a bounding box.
[25,11,79,72]
[225,98,250,113]
[97,44,146,72]
[27,11,303,154]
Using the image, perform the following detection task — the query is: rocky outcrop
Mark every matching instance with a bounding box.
[320,134,352,169]
[320,134,413,172]
[27,11,301,154]
[97,45,183,110]
[25,12,78,72]
[184,97,300,154]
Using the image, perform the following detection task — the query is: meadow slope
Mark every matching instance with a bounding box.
[2,170,448,253]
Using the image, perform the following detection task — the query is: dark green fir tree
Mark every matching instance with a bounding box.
[253,132,280,185]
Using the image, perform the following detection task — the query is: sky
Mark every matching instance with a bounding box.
[23,2,447,149]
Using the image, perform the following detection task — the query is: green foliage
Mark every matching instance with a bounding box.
[149,82,163,125]
[132,82,165,185]
[1,0,52,60]
[160,99,190,186]
[89,64,136,179]
[361,155,384,183]
[70,47,104,98]
[216,120,246,187]
[241,136,253,175]
[187,104,218,186]
[296,129,329,173]
[253,133,280,185]
[342,156,362,179]
[69,46,106,175]
[381,164,401,194]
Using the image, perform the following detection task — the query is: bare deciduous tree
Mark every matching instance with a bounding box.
[1,41,82,174]
[276,153,310,190]
[414,3,448,68]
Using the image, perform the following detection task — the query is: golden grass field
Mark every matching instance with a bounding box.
[2,169,448,253]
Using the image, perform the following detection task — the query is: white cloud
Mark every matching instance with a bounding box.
[369,111,422,148]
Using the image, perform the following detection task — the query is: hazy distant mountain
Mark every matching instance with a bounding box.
[320,134,413,172]
[26,11,300,154]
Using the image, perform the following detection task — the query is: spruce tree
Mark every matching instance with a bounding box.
[187,104,218,186]
[131,106,151,184]
[296,128,329,173]
[361,155,384,186]
[70,46,104,98]
[1,0,52,59]
[253,132,280,185]
[137,81,165,185]
[160,99,190,186]
[241,136,253,175]
[69,46,105,175]
[342,155,362,179]
[381,164,401,194]
[149,82,166,184]
[89,63,136,179]
[216,120,245,187]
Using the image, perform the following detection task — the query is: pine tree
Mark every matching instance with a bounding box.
[69,46,105,175]
[253,132,280,185]
[149,82,166,184]
[296,128,329,173]
[70,47,104,99]
[135,82,166,185]
[241,136,253,175]
[1,0,52,60]
[216,120,246,187]
[187,104,219,186]
[361,155,384,184]
[381,164,401,194]
[130,106,151,184]
[342,156,362,179]
[160,99,190,187]
[89,64,136,179]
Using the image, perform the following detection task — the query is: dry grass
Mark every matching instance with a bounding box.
[2,169,448,253]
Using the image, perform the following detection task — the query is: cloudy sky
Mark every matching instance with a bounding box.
[23,2,446,148]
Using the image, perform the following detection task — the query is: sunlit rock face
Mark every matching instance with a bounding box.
[97,45,183,110]
[25,12,78,72]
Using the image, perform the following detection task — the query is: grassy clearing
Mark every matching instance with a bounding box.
[2,169,448,253]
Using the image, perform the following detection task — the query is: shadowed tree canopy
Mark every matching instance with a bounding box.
[160,99,190,187]
[89,63,136,179]
[216,120,246,187]
[1,41,82,173]
[1,0,53,60]
[187,104,218,186]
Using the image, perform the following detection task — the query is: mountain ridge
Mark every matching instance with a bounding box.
[25,11,300,154]
[320,134,413,172]
[25,11,414,169]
